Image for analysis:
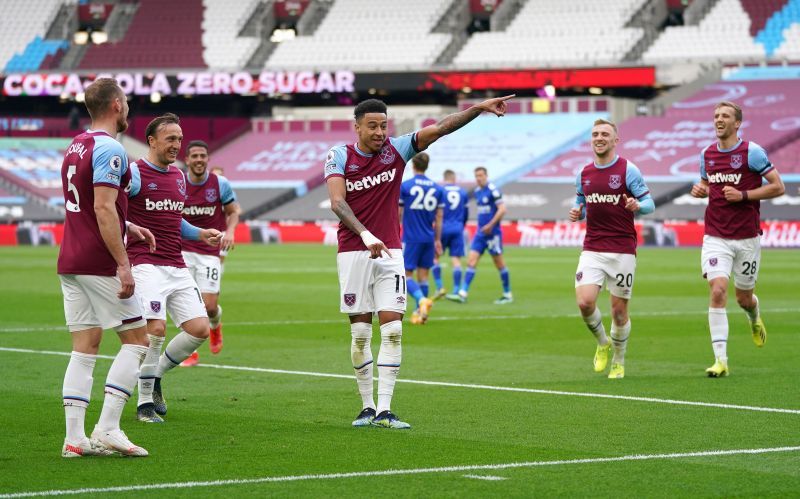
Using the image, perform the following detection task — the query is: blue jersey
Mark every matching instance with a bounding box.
[474,182,503,232]
[441,183,468,235]
[399,174,444,243]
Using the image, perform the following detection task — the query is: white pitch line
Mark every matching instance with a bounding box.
[1,346,799,415]
[463,474,508,481]
[1,307,797,332]
[2,446,799,498]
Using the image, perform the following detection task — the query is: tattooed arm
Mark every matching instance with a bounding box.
[415,94,515,151]
[327,176,390,259]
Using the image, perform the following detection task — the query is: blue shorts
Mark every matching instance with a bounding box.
[470,231,503,256]
[403,241,435,271]
[441,230,465,257]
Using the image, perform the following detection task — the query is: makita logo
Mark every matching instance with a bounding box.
[707,172,742,184]
[346,169,396,192]
[183,205,217,216]
[145,198,185,211]
[585,193,621,204]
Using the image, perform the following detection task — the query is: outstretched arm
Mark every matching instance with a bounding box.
[415,95,515,151]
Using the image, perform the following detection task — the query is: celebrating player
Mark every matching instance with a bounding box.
[58,78,153,457]
[690,101,784,377]
[399,152,443,324]
[179,140,240,367]
[432,169,468,299]
[447,167,512,304]
[325,95,513,429]
[568,119,655,379]
[126,113,222,422]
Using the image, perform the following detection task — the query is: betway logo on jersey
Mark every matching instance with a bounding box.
[182,205,217,216]
[585,193,621,204]
[346,169,396,192]
[145,198,185,211]
[707,172,742,184]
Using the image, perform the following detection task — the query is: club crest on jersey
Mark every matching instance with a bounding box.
[730,154,743,169]
[709,258,718,267]
[608,174,622,189]
[344,293,356,307]
[205,188,217,202]
[177,176,186,197]
[379,145,396,165]
[150,301,161,313]
[576,271,583,282]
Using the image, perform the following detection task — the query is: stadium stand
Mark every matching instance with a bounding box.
[453,0,646,68]
[202,0,261,69]
[265,0,452,70]
[209,124,355,216]
[0,0,65,71]
[752,0,800,56]
[643,0,768,63]
[5,37,70,72]
[773,12,800,59]
[125,116,250,152]
[523,78,800,183]
[0,138,68,204]
[79,0,205,69]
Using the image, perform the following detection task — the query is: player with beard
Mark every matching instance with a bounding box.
[58,78,155,457]
[325,95,513,429]
[178,140,240,366]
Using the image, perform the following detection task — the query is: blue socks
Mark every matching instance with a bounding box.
[432,264,442,290]
[462,266,476,292]
[499,267,511,294]
[407,278,424,308]
[453,267,462,290]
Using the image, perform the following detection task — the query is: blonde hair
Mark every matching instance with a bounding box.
[593,118,617,133]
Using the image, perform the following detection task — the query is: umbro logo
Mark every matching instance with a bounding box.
[148,182,158,190]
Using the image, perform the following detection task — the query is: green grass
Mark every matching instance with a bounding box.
[0,244,798,498]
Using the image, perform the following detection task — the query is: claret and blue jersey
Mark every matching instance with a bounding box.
[323,133,419,253]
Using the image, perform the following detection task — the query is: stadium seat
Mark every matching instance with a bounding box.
[643,0,767,63]
[0,0,65,71]
[201,0,261,69]
[265,0,452,70]
[453,0,646,68]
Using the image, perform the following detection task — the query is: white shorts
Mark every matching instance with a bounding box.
[132,264,208,327]
[337,249,407,315]
[59,274,146,333]
[182,251,221,294]
[701,235,761,290]
[574,251,637,299]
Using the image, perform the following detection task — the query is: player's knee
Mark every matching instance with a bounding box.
[709,285,727,305]
[350,322,372,352]
[379,320,402,345]
[147,321,166,337]
[576,298,595,315]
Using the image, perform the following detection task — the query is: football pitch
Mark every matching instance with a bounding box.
[0,244,798,498]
